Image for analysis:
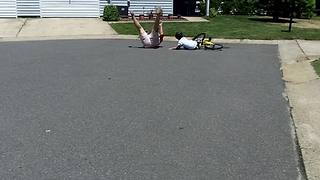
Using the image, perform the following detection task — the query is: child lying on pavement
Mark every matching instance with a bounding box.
[170,32,199,50]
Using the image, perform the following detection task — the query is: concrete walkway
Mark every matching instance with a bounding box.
[0,18,117,38]
[182,16,209,22]
[0,17,206,39]
[0,18,320,180]
[280,40,320,180]
[0,19,26,38]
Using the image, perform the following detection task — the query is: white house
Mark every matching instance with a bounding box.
[0,0,203,18]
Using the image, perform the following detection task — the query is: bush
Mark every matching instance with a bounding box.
[209,8,218,17]
[233,0,256,15]
[103,5,120,21]
[296,0,315,18]
[199,0,207,16]
[199,1,218,17]
[219,0,234,14]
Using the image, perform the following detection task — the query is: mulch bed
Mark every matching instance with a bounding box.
[119,15,187,22]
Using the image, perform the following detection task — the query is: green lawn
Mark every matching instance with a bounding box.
[312,59,320,76]
[111,15,320,40]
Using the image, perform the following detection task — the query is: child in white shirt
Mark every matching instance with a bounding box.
[171,32,198,50]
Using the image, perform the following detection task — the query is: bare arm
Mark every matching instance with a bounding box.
[169,44,183,50]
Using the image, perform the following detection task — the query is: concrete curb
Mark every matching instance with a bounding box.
[0,34,281,44]
[0,35,138,42]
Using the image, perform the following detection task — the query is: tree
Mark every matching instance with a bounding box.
[256,0,290,20]
[209,0,262,15]
[295,0,315,18]
[257,0,315,20]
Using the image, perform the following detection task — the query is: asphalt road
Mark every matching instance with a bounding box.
[0,39,300,179]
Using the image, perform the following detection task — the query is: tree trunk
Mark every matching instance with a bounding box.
[273,0,280,22]
[273,13,279,21]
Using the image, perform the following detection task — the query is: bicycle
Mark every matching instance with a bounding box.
[192,33,223,50]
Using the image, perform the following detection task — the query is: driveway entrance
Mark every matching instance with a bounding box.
[0,39,301,179]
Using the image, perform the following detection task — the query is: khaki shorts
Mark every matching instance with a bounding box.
[140,30,160,48]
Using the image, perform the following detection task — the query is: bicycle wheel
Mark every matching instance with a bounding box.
[205,43,223,50]
[192,33,206,44]
[213,43,223,50]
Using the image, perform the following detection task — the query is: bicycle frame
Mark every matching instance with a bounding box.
[192,33,223,50]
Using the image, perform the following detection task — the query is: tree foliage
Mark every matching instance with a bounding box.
[257,0,315,19]
[208,0,315,19]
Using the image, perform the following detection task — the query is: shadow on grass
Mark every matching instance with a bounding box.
[248,17,296,23]
[281,30,293,32]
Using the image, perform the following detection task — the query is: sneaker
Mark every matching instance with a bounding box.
[155,7,163,15]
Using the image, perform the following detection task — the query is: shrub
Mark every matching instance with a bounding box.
[199,0,207,16]
[219,0,234,14]
[103,5,120,21]
[199,1,218,16]
[211,0,256,15]
[209,8,218,17]
[296,0,315,18]
[233,0,257,15]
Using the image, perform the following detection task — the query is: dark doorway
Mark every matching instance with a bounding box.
[174,0,197,16]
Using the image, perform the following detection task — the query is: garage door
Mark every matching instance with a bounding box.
[0,0,17,17]
[17,0,40,17]
[40,0,99,17]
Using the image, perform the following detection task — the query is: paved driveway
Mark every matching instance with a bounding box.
[0,40,301,179]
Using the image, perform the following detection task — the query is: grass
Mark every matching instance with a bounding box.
[111,15,320,40]
[311,59,320,76]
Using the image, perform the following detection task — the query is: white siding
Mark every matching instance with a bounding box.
[1,0,173,18]
[41,0,99,17]
[110,0,127,6]
[17,0,40,16]
[129,0,173,16]
[100,0,173,16]
[99,0,108,15]
[99,0,127,16]
[0,0,17,17]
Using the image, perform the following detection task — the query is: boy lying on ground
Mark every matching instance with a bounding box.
[170,32,199,50]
